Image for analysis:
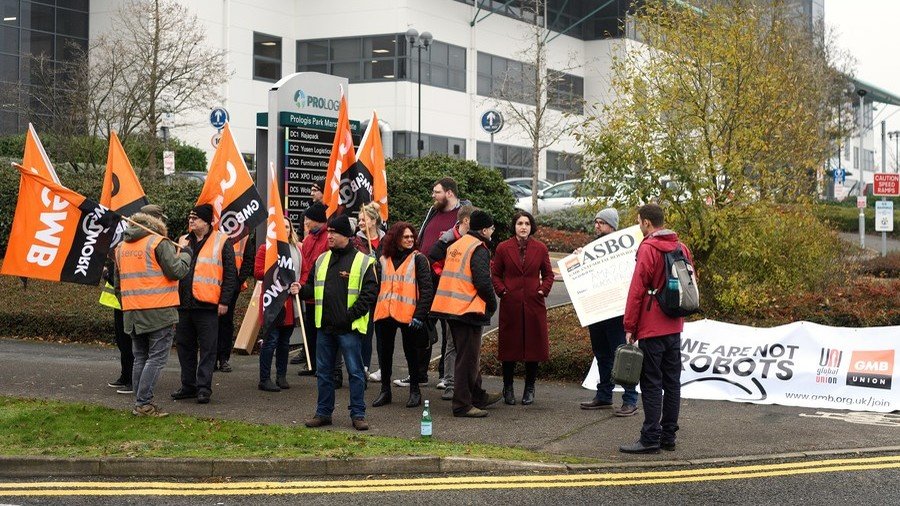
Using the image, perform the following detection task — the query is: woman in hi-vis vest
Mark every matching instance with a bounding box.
[371,222,434,408]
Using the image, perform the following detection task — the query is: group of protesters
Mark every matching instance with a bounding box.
[105,175,690,454]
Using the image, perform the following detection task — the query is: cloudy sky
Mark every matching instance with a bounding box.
[826,0,900,170]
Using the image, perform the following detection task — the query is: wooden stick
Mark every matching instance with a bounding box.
[120,215,183,251]
[295,293,311,370]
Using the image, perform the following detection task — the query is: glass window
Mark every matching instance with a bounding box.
[253,32,281,82]
[24,30,53,58]
[364,58,394,80]
[27,2,54,32]
[332,61,360,81]
[365,35,396,58]
[1,23,18,54]
[56,9,88,39]
[1,0,19,27]
[56,35,85,62]
[298,63,326,73]
[57,0,90,11]
[449,45,465,69]
[0,53,17,82]
[331,38,360,60]
[299,40,329,62]
[430,41,448,66]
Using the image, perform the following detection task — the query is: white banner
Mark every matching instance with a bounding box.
[558,225,643,327]
[582,320,899,413]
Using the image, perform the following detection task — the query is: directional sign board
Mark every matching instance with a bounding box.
[210,107,229,129]
[873,173,900,197]
[481,110,504,134]
[875,201,894,232]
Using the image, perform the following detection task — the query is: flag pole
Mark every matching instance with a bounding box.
[288,226,311,371]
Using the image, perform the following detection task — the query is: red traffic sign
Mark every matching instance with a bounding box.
[873,173,900,197]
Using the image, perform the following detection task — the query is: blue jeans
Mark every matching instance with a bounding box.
[259,325,292,382]
[132,325,175,407]
[315,330,366,420]
[588,316,638,406]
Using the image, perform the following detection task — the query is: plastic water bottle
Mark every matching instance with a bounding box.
[421,400,432,439]
[667,277,679,292]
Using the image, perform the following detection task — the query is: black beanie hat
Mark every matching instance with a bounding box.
[327,214,354,238]
[190,203,214,225]
[469,210,494,231]
[304,202,327,223]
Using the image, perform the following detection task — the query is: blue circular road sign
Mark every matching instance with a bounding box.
[210,107,229,129]
[481,110,504,134]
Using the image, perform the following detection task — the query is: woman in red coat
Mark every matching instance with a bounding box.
[491,210,554,405]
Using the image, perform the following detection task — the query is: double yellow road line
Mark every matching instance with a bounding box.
[2,455,900,497]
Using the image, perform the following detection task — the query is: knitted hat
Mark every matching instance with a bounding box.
[304,202,327,223]
[140,204,167,221]
[469,210,494,231]
[189,203,214,225]
[310,181,322,192]
[327,214,353,238]
[594,207,619,231]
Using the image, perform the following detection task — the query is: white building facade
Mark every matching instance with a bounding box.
[88,0,641,182]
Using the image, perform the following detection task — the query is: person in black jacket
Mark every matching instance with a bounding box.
[171,204,237,405]
[430,210,500,418]
[301,215,379,431]
[371,222,435,408]
[216,233,256,373]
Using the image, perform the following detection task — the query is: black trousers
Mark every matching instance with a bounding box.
[502,361,538,388]
[175,308,219,395]
[113,309,133,383]
[375,317,428,390]
[448,320,488,415]
[638,333,682,446]
[216,294,239,364]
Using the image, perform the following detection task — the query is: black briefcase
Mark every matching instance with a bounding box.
[611,343,644,387]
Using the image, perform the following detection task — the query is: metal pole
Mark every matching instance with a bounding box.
[881,120,887,173]
[490,131,494,170]
[858,91,866,249]
[417,44,422,159]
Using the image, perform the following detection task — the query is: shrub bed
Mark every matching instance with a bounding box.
[0,262,253,345]
[533,227,592,253]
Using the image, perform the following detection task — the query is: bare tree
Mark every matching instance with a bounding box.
[489,0,584,215]
[87,0,229,174]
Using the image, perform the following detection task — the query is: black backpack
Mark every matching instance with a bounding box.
[652,244,700,317]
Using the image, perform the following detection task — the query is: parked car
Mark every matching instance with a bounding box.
[508,184,537,212]
[536,179,583,214]
[505,177,552,194]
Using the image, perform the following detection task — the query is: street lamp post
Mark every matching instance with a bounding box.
[856,88,868,249]
[406,28,432,158]
[889,131,900,172]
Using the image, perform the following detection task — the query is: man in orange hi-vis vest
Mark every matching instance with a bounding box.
[114,209,191,417]
[429,210,501,418]
[171,204,237,405]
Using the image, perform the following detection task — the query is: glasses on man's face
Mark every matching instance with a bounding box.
[188,216,197,222]
[401,234,415,239]
[594,220,607,226]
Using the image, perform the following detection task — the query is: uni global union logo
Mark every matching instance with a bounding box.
[294,89,307,109]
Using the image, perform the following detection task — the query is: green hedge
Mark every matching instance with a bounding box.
[386,155,516,241]
[0,134,207,173]
[813,200,900,239]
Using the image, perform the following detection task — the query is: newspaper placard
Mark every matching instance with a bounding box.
[557,225,643,327]
[582,319,899,413]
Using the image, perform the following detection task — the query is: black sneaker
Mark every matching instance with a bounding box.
[218,361,233,373]
[116,385,134,394]
[108,378,128,388]
[171,388,198,400]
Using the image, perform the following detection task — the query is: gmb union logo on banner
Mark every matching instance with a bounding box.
[846,350,894,390]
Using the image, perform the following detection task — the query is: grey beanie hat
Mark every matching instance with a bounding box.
[594,208,619,231]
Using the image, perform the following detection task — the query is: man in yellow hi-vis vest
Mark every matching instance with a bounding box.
[300,215,378,431]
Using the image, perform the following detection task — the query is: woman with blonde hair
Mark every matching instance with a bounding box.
[353,201,386,379]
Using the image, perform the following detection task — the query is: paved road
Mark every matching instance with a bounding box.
[2,455,898,504]
[1,337,898,463]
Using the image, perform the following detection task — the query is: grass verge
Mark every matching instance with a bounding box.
[0,396,593,464]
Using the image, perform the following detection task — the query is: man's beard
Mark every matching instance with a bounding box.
[433,197,449,211]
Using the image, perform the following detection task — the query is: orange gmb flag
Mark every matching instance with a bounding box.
[323,91,356,217]
[1,163,121,285]
[197,122,265,240]
[100,131,148,216]
[261,164,297,336]
[356,111,388,221]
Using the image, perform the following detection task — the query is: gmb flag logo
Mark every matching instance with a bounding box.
[846,350,894,390]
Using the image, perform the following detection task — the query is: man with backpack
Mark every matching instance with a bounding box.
[620,203,697,454]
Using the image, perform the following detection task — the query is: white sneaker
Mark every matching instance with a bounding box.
[436,379,447,389]
[393,375,411,387]
[368,369,382,382]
